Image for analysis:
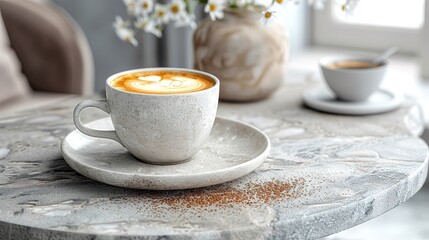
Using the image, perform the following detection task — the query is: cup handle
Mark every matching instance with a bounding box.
[73,100,123,145]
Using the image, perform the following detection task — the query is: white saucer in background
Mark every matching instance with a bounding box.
[303,86,404,115]
[61,117,270,190]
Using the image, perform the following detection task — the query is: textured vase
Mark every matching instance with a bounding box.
[193,10,289,102]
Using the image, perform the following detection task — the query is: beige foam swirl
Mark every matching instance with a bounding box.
[111,72,214,94]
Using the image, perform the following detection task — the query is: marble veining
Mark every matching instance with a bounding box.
[0,82,427,240]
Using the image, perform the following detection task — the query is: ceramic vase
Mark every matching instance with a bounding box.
[193,9,289,102]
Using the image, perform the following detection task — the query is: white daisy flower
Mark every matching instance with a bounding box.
[134,17,148,29]
[123,0,137,16]
[259,10,276,25]
[340,0,360,15]
[135,18,163,37]
[145,21,163,38]
[169,0,186,20]
[154,4,169,24]
[274,0,287,6]
[204,0,225,21]
[175,13,197,30]
[115,28,138,47]
[308,0,326,9]
[113,16,138,46]
[136,0,153,16]
[113,16,129,29]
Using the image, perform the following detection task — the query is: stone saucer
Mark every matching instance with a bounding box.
[303,86,404,115]
[61,117,270,190]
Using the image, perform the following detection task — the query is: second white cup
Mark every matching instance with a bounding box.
[320,56,388,102]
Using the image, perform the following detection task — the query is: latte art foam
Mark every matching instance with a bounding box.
[111,71,215,94]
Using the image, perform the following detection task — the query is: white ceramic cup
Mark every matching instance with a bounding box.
[73,68,220,165]
[320,56,388,102]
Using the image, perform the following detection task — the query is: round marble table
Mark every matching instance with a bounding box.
[0,81,427,240]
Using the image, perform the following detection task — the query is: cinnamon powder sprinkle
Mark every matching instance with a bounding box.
[154,178,305,209]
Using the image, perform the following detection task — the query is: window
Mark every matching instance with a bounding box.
[333,0,425,29]
[312,0,426,53]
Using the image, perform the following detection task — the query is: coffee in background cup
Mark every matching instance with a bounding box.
[73,68,220,165]
[326,60,380,70]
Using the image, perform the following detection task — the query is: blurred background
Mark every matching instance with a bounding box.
[55,0,429,92]
[52,0,312,92]
[0,0,428,239]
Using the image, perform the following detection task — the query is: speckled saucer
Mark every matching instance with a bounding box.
[61,117,270,190]
[303,86,404,115]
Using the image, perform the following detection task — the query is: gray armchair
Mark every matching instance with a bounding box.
[0,0,93,113]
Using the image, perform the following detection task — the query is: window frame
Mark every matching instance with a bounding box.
[311,0,424,54]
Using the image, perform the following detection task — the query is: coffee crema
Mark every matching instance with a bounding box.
[111,71,215,94]
[327,60,380,70]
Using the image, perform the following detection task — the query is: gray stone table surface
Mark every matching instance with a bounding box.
[0,79,428,240]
